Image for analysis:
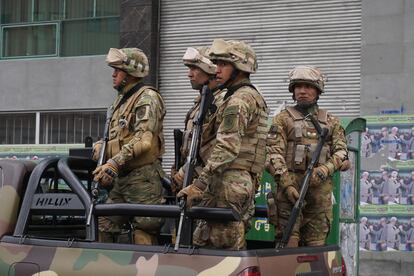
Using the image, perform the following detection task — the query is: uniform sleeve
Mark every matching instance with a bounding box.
[112,89,162,166]
[266,113,289,180]
[197,93,253,184]
[323,116,349,175]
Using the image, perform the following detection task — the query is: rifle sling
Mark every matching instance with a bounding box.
[294,106,324,136]
[113,82,146,113]
[223,83,257,101]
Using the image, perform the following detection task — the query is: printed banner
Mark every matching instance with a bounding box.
[359,115,414,251]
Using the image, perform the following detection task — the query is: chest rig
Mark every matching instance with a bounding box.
[107,84,162,162]
[284,106,333,173]
[200,84,269,174]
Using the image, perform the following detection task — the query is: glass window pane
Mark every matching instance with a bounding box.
[60,17,119,57]
[40,111,105,144]
[0,113,36,144]
[96,0,120,17]
[33,0,63,21]
[65,0,93,19]
[2,24,57,57]
[1,0,32,24]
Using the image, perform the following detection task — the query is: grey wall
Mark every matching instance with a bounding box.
[361,0,414,115]
[0,56,114,112]
[360,251,414,276]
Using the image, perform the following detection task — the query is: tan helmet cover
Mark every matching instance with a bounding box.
[209,39,257,73]
[106,48,149,78]
[288,65,326,93]
[182,46,216,75]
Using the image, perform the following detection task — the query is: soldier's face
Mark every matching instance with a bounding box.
[187,66,209,90]
[112,68,128,89]
[294,83,319,104]
[215,61,234,85]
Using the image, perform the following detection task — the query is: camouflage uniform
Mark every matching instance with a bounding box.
[266,65,348,246]
[172,47,225,191]
[188,40,269,250]
[97,48,166,244]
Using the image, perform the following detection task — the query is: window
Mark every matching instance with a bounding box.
[2,23,57,58]
[33,0,63,21]
[40,111,105,144]
[0,113,36,144]
[1,0,32,24]
[65,0,94,19]
[61,17,119,57]
[0,0,119,59]
[96,0,120,17]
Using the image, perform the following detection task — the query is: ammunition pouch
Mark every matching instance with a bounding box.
[266,191,278,226]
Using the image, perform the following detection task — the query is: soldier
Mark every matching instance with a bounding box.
[171,46,224,192]
[266,65,349,247]
[177,39,269,250]
[92,48,166,245]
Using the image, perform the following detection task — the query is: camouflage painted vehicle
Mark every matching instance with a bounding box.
[0,157,345,276]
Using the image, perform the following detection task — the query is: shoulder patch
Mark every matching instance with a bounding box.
[223,105,239,116]
[221,105,240,133]
[136,105,150,121]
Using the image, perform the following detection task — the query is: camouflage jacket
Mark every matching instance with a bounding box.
[180,87,225,164]
[266,104,348,190]
[197,78,268,186]
[107,81,165,171]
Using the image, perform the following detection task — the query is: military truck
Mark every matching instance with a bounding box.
[0,155,346,276]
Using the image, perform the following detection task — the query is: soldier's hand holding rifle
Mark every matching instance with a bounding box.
[177,178,205,208]
[93,159,119,187]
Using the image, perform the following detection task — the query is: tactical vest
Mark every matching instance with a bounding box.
[205,84,268,174]
[284,106,332,172]
[107,85,165,169]
[180,96,201,162]
[184,89,224,165]
[230,86,268,174]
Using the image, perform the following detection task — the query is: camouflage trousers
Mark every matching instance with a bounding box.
[275,172,333,245]
[99,160,165,243]
[193,169,255,250]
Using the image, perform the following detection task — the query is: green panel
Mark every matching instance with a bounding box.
[65,0,94,19]
[326,172,340,245]
[96,0,120,17]
[2,24,57,57]
[60,17,119,56]
[1,0,32,24]
[33,0,63,21]
[246,171,275,241]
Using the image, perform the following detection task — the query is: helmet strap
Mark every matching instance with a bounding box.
[218,67,239,89]
[116,76,128,92]
[295,97,318,110]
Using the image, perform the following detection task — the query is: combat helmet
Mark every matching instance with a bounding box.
[288,65,326,94]
[106,48,149,78]
[209,39,257,73]
[182,46,216,75]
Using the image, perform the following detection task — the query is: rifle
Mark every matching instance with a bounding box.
[86,106,113,226]
[276,120,328,248]
[174,85,214,251]
[173,128,184,172]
